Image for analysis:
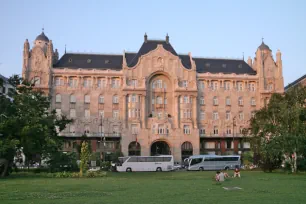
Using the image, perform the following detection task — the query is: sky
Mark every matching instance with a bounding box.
[0,0,305,85]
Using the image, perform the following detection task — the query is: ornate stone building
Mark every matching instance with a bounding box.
[22,31,284,162]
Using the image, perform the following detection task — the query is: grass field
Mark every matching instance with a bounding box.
[0,171,306,204]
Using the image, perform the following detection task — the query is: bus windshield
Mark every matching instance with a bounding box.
[190,158,203,166]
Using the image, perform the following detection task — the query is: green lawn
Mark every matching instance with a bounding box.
[0,171,305,204]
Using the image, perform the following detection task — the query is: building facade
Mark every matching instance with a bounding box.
[22,31,284,162]
[285,74,306,92]
[0,74,14,99]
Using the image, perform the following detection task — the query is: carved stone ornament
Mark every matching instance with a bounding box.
[155,57,164,68]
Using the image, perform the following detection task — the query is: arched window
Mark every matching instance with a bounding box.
[238,97,243,106]
[70,94,76,103]
[213,96,218,105]
[181,142,193,161]
[128,142,141,156]
[55,94,61,103]
[113,95,119,104]
[99,95,104,104]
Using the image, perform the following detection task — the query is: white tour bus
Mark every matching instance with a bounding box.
[187,155,241,171]
[116,155,174,172]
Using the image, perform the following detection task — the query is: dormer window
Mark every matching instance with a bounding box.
[69,58,72,63]
[105,60,110,64]
[87,59,91,63]
[238,64,242,68]
[205,63,210,68]
[222,64,227,68]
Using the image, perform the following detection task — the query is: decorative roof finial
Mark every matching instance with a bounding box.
[262,37,264,43]
[42,26,44,33]
[242,52,244,60]
[144,32,148,43]
[166,33,169,44]
[65,44,66,54]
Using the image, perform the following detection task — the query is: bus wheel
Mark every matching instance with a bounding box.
[199,167,204,171]
[225,166,229,170]
[126,168,132,172]
[156,167,162,172]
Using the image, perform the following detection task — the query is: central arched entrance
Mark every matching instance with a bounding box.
[151,141,170,156]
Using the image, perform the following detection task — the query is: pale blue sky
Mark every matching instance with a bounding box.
[0,0,305,85]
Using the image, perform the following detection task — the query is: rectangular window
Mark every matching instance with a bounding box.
[200,128,205,135]
[85,109,90,118]
[113,110,119,119]
[213,126,218,135]
[200,97,205,105]
[55,78,64,86]
[205,142,215,149]
[183,125,191,135]
[131,124,138,134]
[129,79,138,87]
[84,95,90,103]
[198,81,205,90]
[251,98,256,106]
[239,112,244,120]
[182,80,188,87]
[224,81,230,90]
[70,95,76,103]
[112,79,120,88]
[226,126,232,135]
[237,82,243,91]
[226,111,231,120]
[69,78,78,87]
[226,140,232,149]
[212,81,218,90]
[99,96,104,104]
[213,112,219,120]
[200,111,205,120]
[249,83,256,92]
[226,97,231,106]
[184,96,189,104]
[83,78,92,88]
[70,109,76,118]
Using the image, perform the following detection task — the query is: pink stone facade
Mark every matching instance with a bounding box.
[22,32,284,162]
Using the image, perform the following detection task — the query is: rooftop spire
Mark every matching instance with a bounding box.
[65,44,66,54]
[166,33,169,44]
[144,33,148,43]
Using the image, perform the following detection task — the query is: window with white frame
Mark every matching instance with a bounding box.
[99,95,104,104]
[213,126,218,135]
[212,81,218,90]
[239,112,244,120]
[243,142,250,148]
[249,83,255,91]
[55,94,61,103]
[200,97,205,105]
[238,97,243,106]
[164,98,167,104]
[55,77,64,86]
[183,125,191,135]
[84,95,90,103]
[158,124,168,135]
[182,80,188,87]
[83,78,92,88]
[183,96,189,104]
[33,76,40,85]
[98,78,106,88]
[200,111,205,120]
[205,142,215,149]
[226,126,232,135]
[131,124,138,134]
[226,111,231,120]
[129,79,138,87]
[113,110,119,119]
[213,111,219,120]
[251,97,256,106]
[99,110,104,118]
[113,95,119,104]
[112,78,120,88]
[70,109,76,118]
[224,81,230,90]
[131,94,137,103]
[237,82,243,91]
[251,111,256,118]
[157,96,163,104]
[70,95,76,103]
[239,127,244,134]
[198,81,204,90]
[156,80,162,88]
[226,97,231,106]
[69,125,75,133]
[213,96,218,105]
[55,109,61,117]
[200,128,205,135]
[69,78,78,87]
[85,109,90,118]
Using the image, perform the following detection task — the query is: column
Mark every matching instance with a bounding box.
[141,95,146,128]
[122,94,127,128]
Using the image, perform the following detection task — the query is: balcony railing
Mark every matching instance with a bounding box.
[59,132,121,138]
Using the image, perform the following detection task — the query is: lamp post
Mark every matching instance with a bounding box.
[232,116,236,154]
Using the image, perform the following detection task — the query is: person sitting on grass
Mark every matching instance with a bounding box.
[234,167,241,178]
[215,171,220,182]
[221,170,229,178]
[219,171,225,182]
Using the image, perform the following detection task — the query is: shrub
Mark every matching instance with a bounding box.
[297,157,306,171]
[100,161,111,171]
[46,152,78,172]
[86,170,107,178]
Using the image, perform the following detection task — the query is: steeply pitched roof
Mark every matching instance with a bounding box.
[53,39,256,75]
[53,53,123,70]
[0,74,8,82]
[258,42,271,51]
[285,73,306,91]
[35,32,49,42]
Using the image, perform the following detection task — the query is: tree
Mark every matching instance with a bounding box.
[248,86,306,172]
[79,141,91,177]
[0,75,72,177]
